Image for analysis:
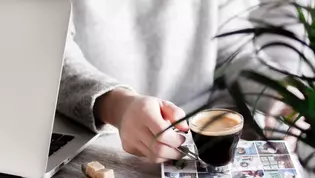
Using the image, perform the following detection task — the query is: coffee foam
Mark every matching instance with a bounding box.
[189,110,243,136]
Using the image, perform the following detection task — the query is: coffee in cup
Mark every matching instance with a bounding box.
[189,109,243,167]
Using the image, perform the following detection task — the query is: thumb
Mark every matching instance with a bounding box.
[160,100,189,132]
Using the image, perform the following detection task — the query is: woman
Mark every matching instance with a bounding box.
[57,0,309,163]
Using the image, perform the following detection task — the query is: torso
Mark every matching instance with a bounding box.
[71,0,219,112]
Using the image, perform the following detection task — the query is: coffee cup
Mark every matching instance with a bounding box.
[189,109,244,167]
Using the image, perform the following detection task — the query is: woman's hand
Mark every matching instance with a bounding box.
[265,101,310,151]
[265,86,310,151]
[96,88,189,163]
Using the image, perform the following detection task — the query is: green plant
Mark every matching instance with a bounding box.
[156,0,315,174]
[213,0,315,172]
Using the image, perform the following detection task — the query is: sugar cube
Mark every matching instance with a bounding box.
[86,161,105,178]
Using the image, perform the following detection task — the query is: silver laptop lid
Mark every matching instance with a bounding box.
[0,0,71,177]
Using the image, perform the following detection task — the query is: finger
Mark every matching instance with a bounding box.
[137,141,168,163]
[264,116,278,137]
[287,85,305,100]
[151,142,183,160]
[148,121,185,148]
[284,117,309,152]
[285,118,310,152]
[295,117,311,130]
[265,101,288,137]
[268,101,287,116]
[288,117,310,135]
[265,101,282,128]
[160,100,189,132]
[145,103,186,148]
[140,128,183,160]
[282,106,294,117]
[265,116,278,128]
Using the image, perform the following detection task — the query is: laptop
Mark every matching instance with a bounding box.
[0,0,100,177]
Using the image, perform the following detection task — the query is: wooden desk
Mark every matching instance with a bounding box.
[53,133,160,178]
[54,133,309,178]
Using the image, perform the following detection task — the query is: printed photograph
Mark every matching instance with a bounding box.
[164,172,197,178]
[232,170,265,178]
[163,158,231,178]
[164,159,197,173]
[196,161,230,173]
[235,141,258,156]
[198,172,231,178]
[232,156,263,171]
[260,155,294,170]
[255,141,289,155]
[162,141,296,178]
[264,169,297,178]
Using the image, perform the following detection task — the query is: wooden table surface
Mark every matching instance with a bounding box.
[53,133,161,178]
[53,133,309,178]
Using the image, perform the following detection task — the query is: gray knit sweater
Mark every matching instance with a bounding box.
[56,0,312,133]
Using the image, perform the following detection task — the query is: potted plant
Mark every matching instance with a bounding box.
[158,0,315,176]
[214,0,315,174]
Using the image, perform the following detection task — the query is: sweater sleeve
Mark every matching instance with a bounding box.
[56,35,134,133]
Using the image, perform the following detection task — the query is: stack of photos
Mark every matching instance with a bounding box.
[162,141,299,178]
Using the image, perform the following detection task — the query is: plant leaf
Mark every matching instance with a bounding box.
[283,76,311,100]
[277,115,307,133]
[285,113,303,137]
[240,70,309,117]
[256,42,315,74]
[216,38,253,69]
[215,27,311,51]
[217,1,295,33]
[308,89,315,119]
[244,93,284,102]
[227,80,268,141]
[264,128,302,139]
[251,87,267,115]
[295,5,315,54]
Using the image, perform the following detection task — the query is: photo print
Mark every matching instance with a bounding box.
[198,172,231,178]
[164,172,197,178]
[260,155,294,170]
[232,156,263,171]
[162,141,298,178]
[164,160,197,173]
[235,141,258,156]
[264,169,297,178]
[255,141,289,155]
[196,161,231,177]
[232,170,265,178]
